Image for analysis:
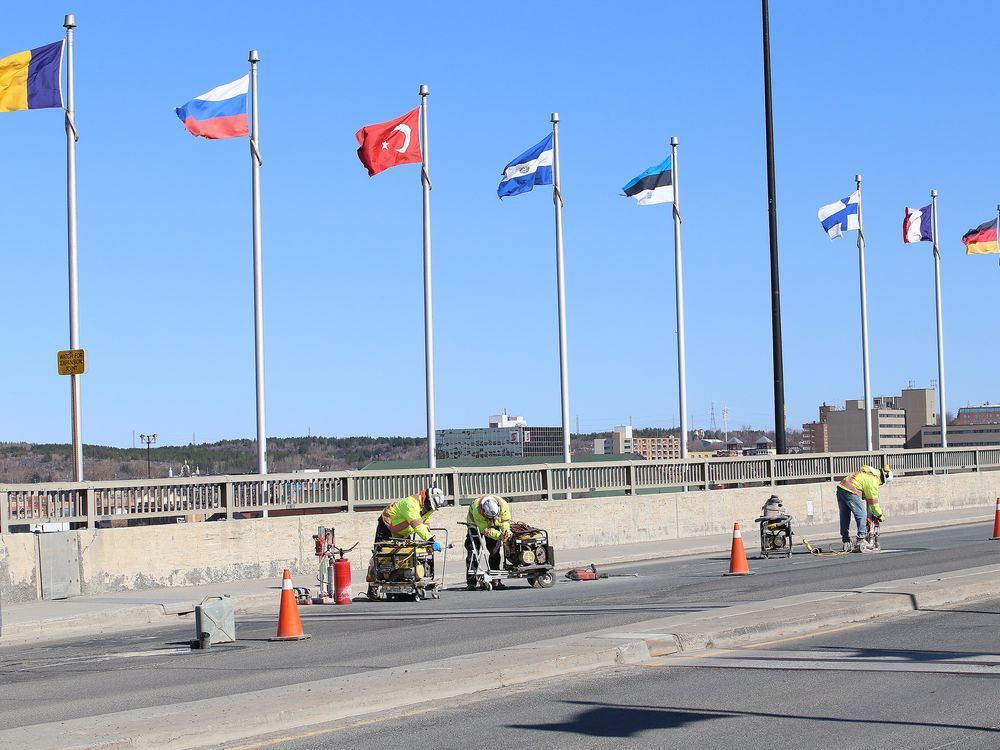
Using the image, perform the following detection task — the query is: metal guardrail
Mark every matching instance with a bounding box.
[1,447,997,533]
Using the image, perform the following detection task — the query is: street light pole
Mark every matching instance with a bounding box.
[761,0,787,454]
[139,433,157,479]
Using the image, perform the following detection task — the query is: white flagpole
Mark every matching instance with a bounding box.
[856,173,873,452]
[420,84,437,473]
[931,189,947,448]
[551,113,572,466]
[64,14,83,481]
[249,50,268,482]
[670,136,689,460]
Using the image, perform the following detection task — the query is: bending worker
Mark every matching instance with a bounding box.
[367,487,445,598]
[465,494,511,589]
[836,464,891,552]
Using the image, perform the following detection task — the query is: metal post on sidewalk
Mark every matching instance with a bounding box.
[419,84,437,474]
[248,50,269,498]
[551,112,572,468]
[64,14,84,481]
[670,136,688,460]
[856,173,873,452]
[930,190,947,448]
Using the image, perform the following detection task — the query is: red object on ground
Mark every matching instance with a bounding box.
[355,107,422,176]
[723,522,754,576]
[991,498,1000,540]
[272,569,310,641]
[334,557,352,605]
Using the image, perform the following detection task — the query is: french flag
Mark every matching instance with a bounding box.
[175,75,249,139]
[903,204,933,244]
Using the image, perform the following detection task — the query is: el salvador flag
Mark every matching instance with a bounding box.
[498,133,553,198]
[817,191,861,239]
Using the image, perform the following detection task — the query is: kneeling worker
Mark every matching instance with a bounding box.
[836,464,892,552]
[368,487,445,597]
[465,494,511,589]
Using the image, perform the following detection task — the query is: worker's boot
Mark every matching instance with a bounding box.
[856,535,874,553]
[842,540,855,553]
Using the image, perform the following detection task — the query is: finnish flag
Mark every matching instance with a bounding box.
[498,133,553,198]
[818,191,861,239]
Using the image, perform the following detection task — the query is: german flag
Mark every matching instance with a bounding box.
[961,218,999,255]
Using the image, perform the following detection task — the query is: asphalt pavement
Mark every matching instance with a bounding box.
[0,521,996,733]
[248,597,1000,750]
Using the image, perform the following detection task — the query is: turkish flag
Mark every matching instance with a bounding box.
[355,106,422,176]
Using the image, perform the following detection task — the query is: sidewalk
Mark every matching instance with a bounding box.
[1,505,992,646]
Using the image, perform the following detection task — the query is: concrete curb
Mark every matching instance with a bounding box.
[2,563,998,750]
[1,513,991,648]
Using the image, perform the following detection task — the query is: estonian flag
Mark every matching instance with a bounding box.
[498,134,553,198]
[622,157,674,205]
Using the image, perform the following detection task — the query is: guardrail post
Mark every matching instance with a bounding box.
[768,456,776,486]
[84,485,95,529]
[223,480,234,521]
[344,474,354,512]
[543,466,553,501]
[974,449,980,473]
[828,455,835,482]
[1,490,8,535]
[703,460,711,490]
[624,463,633,495]
[449,470,460,506]
[929,451,936,477]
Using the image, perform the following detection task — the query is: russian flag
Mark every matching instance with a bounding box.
[175,75,248,139]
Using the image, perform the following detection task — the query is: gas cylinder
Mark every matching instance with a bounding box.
[333,557,352,605]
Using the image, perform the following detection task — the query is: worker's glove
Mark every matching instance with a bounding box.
[431,541,442,552]
[501,530,512,541]
[874,513,885,523]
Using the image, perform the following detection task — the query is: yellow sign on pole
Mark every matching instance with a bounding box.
[57,349,86,376]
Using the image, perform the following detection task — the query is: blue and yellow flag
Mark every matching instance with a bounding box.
[0,40,63,113]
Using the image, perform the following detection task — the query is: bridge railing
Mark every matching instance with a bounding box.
[2,446,997,533]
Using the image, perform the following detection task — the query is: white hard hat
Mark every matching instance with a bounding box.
[881,464,894,484]
[480,495,501,519]
[426,487,446,510]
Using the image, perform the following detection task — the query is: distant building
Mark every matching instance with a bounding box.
[953,404,1000,426]
[746,435,775,455]
[437,414,564,459]
[489,411,527,428]
[920,423,1000,448]
[595,426,680,460]
[802,388,935,452]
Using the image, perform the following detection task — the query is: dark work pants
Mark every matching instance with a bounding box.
[465,530,501,583]
[374,516,392,542]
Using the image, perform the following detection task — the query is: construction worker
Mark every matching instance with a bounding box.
[465,494,511,589]
[367,487,445,598]
[375,486,446,546]
[837,464,892,552]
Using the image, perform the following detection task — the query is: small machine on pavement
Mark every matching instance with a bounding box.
[302,527,357,605]
[754,495,794,559]
[865,515,882,552]
[463,520,556,590]
[368,528,448,601]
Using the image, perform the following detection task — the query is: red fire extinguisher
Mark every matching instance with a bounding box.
[333,543,358,605]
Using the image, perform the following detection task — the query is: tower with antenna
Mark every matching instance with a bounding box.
[709,403,717,432]
[722,406,730,443]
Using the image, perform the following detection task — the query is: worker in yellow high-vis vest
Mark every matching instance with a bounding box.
[837,464,892,552]
[366,487,446,599]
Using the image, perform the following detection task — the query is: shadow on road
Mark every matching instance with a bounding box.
[511,700,1000,738]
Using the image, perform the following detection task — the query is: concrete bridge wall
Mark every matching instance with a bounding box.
[1,472,996,603]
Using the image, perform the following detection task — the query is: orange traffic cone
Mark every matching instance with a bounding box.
[271,569,311,641]
[991,498,1000,541]
[723,522,754,576]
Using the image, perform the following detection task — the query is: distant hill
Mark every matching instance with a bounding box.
[0,436,426,483]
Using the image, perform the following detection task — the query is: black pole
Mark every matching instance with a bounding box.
[146,444,151,479]
[762,0,786,454]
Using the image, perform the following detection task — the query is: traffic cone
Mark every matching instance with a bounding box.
[991,498,1000,541]
[723,522,754,576]
[270,569,311,641]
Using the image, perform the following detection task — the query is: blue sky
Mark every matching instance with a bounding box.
[2,1,998,447]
